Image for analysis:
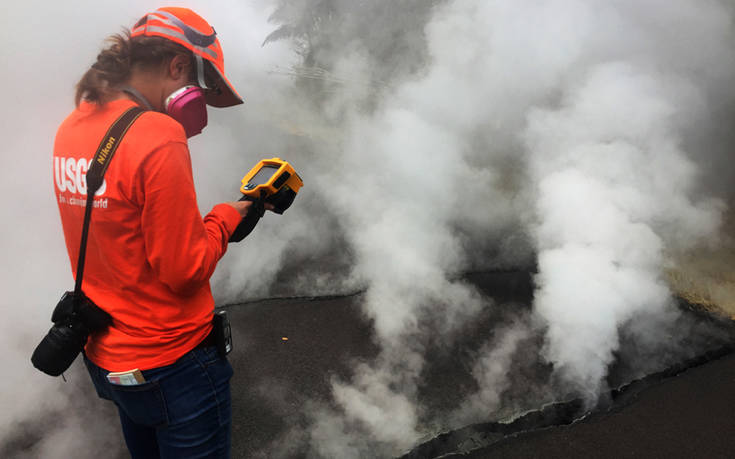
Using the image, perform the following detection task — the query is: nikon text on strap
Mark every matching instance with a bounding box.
[73,107,145,298]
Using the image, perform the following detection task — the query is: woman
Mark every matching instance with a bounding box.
[53,7,254,458]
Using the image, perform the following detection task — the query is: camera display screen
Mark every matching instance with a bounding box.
[249,165,279,186]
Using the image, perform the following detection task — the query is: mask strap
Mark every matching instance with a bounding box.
[195,54,209,89]
[121,86,154,111]
[153,10,210,89]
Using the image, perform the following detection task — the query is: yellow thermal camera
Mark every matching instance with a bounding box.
[238,158,303,214]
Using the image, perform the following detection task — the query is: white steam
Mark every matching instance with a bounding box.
[262,0,735,455]
[451,319,533,425]
[528,62,724,395]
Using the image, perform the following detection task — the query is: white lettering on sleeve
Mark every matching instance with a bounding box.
[54,157,67,192]
[65,157,76,194]
[54,156,107,197]
[76,158,88,195]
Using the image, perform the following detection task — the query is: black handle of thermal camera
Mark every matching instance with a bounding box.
[267,187,297,215]
[229,196,265,243]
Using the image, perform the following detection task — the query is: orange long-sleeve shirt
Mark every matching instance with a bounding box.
[53,99,242,371]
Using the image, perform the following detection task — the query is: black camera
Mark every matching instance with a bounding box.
[31,291,112,376]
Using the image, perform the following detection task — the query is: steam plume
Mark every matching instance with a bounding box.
[261,0,735,455]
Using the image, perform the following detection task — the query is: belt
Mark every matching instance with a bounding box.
[195,325,217,350]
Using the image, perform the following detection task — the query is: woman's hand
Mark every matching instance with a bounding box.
[225,200,274,217]
[226,200,252,218]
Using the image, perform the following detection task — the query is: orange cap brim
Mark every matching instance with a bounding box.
[205,62,243,107]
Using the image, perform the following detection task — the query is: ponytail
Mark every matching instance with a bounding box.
[75,29,194,107]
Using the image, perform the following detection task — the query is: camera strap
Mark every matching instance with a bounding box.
[73,106,145,301]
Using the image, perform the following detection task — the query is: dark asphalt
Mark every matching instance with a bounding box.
[465,351,735,459]
[225,271,735,458]
[226,293,379,458]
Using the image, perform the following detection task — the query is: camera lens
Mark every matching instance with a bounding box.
[31,323,88,376]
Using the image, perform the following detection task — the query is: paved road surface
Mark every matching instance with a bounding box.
[466,351,735,459]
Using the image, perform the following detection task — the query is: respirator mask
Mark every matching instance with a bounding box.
[121,84,208,138]
[165,85,208,138]
[129,7,245,135]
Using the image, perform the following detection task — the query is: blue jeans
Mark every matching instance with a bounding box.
[84,345,233,459]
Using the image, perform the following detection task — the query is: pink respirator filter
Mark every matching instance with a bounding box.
[165,86,208,138]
